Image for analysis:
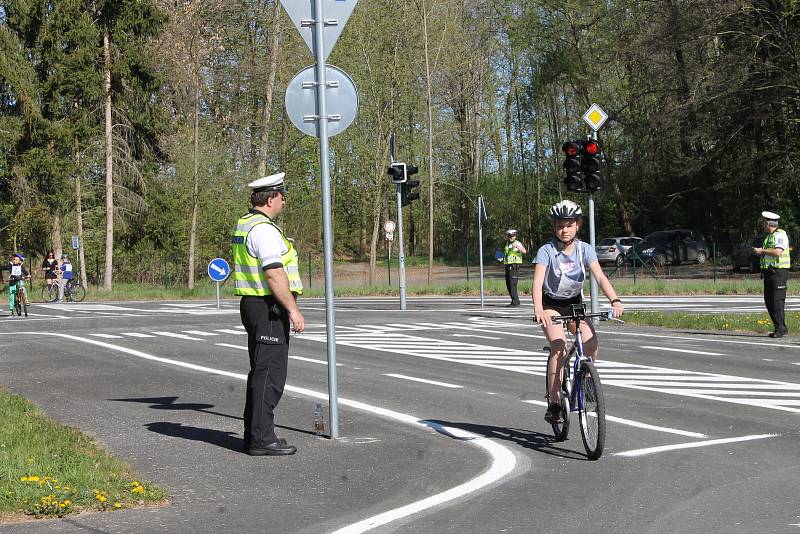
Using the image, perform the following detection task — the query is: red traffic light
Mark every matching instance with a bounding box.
[583,141,599,155]
[562,142,579,157]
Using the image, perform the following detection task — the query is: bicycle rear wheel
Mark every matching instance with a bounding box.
[578,361,606,460]
[13,292,21,317]
[551,387,570,441]
[41,284,58,303]
[70,283,86,302]
[20,287,28,317]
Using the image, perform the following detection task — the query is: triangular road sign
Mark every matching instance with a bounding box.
[280,0,359,61]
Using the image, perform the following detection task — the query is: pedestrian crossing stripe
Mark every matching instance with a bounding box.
[303,321,800,414]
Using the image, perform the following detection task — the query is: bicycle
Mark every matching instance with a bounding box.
[543,304,621,460]
[61,278,86,303]
[41,281,59,303]
[10,279,29,317]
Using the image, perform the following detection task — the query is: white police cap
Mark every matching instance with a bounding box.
[506,229,518,235]
[248,172,287,192]
[762,210,780,221]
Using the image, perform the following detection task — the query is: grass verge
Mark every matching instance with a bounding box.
[0,387,168,521]
[623,311,798,335]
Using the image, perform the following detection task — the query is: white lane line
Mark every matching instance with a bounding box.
[151,331,203,341]
[215,328,247,335]
[451,334,500,340]
[182,330,219,336]
[121,332,156,338]
[522,400,706,438]
[640,346,724,356]
[215,343,342,366]
[5,332,517,534]
[615,434,778,457]
[89,333,123,339]
[384,374,463,389]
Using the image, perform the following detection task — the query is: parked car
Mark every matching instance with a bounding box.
[628,229,710,267]
[596,236,642,267]
[732,236,762,272]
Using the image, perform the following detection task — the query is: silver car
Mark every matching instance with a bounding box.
[596,236,642,266]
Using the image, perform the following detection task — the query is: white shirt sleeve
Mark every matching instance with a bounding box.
[775,232,789,250]
[246,223,287,268]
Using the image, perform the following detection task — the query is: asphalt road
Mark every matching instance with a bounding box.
[1,296,799,533]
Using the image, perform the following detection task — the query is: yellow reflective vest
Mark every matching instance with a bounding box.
[231,211,303,296]
[504,241,523,264]
[761,229,791,269]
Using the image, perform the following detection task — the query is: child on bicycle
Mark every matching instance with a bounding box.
[532,200,624,424]
[7,253,30,316]
[57,253,74,302]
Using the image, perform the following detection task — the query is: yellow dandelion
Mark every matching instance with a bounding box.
[20,476,28,482]
[131,485,145,494]
[114,502,122,509]
[29,475,40,482]
[63,500,71,506]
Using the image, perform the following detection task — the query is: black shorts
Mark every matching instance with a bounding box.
[541,293,583,317]
[45,272,57,280]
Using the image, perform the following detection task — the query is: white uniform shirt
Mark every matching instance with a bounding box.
[246,222,287,269]
[773,231,789,251]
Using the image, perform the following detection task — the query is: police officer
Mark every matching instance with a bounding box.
[232,172,305,455]
[503,229,527,307]
[753,211,790,338]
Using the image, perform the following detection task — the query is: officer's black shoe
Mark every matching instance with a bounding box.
[247,440,296,456]
[769,331,785,338]
[243,437,286,452]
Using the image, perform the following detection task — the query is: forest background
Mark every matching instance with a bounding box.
[1,0,799,290]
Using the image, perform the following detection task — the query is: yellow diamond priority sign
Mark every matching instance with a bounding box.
[582,103,608,131]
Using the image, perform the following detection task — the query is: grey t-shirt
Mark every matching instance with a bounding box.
[533,239,597,299]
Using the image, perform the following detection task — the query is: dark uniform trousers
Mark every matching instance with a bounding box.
[240,295,290,448]
[762,268,789,334]
[505,264,521,305]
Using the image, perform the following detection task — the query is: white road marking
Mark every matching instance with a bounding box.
[215,328,247,335]
[640,345,724,356]
[3,332,517,534]
[522,400,705,438]
[615,434,778,457]
[89,333,123,339]
[151,331,203,341]
[214,343,342,366]
[182,330,219,336]
[451,334,500,340]
[121,332,156,338]
[384,374,463,389]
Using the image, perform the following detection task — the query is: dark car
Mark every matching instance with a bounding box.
[732,236,762,272]
[628,229,710,267]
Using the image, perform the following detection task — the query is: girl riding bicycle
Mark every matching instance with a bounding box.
[6,253,30,316]
[532,200,624,424]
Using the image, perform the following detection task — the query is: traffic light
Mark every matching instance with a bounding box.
[562,141,582,192]
[581,139,602,192]
[401,164,420,207]
[387,162,406,184]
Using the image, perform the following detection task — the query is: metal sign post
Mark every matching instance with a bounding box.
[207,258,230,310]
[396,186,406,310]
[478,196,486,308]
[384,220,395,286]
[280,0,360,439]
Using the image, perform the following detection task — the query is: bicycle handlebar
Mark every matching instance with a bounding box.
[534,308,626,325]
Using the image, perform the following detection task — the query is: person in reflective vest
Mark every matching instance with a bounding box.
[503,229,527,307]
[753,210,791,338]
[231,172,305,456]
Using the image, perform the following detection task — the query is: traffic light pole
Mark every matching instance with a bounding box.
[396,186,407,310]
[588,131,599,320]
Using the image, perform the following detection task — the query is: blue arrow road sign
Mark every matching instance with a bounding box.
[207,258,230,282]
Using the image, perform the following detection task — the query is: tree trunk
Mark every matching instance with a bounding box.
[52,214,63,264]
[103,30,114,291]
[257,0,281,177]
[76,148,88,288]
[422,0,435,285]
[188,81,200,289]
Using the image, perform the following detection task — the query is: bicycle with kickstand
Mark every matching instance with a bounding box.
[543,303,622,460]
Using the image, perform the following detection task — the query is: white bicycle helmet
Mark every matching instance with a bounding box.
[549,200,582,220]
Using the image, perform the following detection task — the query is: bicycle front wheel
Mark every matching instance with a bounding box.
[578,361,606,460]
[41,285,58,303]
